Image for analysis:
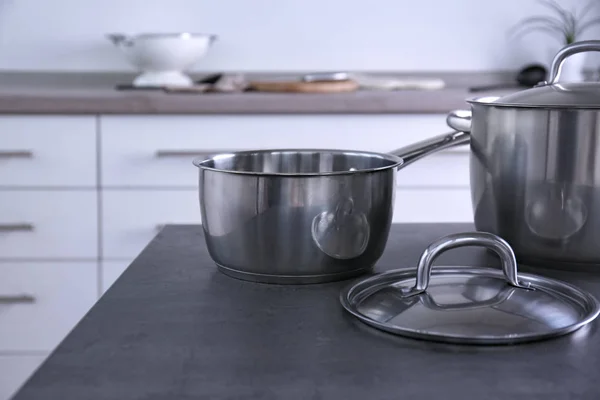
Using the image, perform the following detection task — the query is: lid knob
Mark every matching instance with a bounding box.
[542,40,600,86]
[401,231,532,298]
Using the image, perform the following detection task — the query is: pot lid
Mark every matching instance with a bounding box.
[340,232,600,345]
[469,40,600,109]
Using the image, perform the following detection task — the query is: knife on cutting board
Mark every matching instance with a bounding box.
[247,79,360,93]
[350,73,446,90]
[163,72,446,93]
[303,72,445,90]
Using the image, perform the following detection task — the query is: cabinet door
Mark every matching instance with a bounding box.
[102,190,199,259]
[100,114,462,188]
[0,191,97,259]
[396,151,469,188]
[392,188,473,223]
[0,116,96,188]
[0,261,97,352]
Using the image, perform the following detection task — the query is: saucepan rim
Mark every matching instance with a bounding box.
[192,148,404,177]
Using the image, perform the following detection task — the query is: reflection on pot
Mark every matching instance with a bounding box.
[311,196,370,260]
[525,182,588,241]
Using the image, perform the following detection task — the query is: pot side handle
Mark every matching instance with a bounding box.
[446,109,472,133]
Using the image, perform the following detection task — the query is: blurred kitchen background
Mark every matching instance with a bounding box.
[0,0,598,73]
[0,0,599,399]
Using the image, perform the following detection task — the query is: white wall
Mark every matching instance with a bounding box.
[0,0,597,72]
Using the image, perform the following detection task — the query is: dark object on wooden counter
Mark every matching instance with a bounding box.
[195,73,224,85]
[469,64,547,92]
[116,73,224,92]
[115,83,163,91]
[162,84,211,94]
[248,79,360,93]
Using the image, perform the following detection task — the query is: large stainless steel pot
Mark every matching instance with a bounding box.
[404,40,600,269]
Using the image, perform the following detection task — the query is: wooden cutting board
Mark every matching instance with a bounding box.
[248,79,359,93]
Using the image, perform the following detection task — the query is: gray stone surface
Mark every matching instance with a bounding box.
[12,224,600,399]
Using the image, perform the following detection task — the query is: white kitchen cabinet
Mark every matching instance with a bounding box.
[396,151,469,188]
[0,116,96,188]
[100,114,465,188]
[0,191,98,259]
[393,188,473,222]
[0,111,476,400]
[101,190,199,259]
[0,354,47,400]
[0,261,97,352]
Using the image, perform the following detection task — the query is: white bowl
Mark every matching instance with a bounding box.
[107,32,217,87]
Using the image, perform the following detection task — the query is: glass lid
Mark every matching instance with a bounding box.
[469,40,600,109]
[340,232,600,345]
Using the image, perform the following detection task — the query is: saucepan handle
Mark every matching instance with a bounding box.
[399,232,532,298]
[390,110,472,167]
[389,130,469,167]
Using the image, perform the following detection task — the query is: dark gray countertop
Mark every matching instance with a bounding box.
[12,224,600,400]
[0,71,516,114]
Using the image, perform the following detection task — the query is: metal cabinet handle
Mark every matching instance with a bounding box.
[0,150,33,158]
[0,294,36,304]
[154,149,233,158]
[0,223,35,232]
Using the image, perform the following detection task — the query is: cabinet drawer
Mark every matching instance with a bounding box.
[102,188,472,260]
[392,188,473,222]
[0,354,47,400]
[100,114,463,188]
[102,190,199,259]
[0,261,97,352]
[0,116,96,187]
[0,191,98,259]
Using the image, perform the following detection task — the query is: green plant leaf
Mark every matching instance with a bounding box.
[568,11,577,38]
[515,16,568,33]
[537,0,571,25]
[512,16,569,39]
[509,21,566,40]
[577,0,598,21]
[508,0,598,45]
[509,25,564,43]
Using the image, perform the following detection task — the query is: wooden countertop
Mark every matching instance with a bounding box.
[0,71,517,115]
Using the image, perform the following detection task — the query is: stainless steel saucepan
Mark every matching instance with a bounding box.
[193,134,467,284]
